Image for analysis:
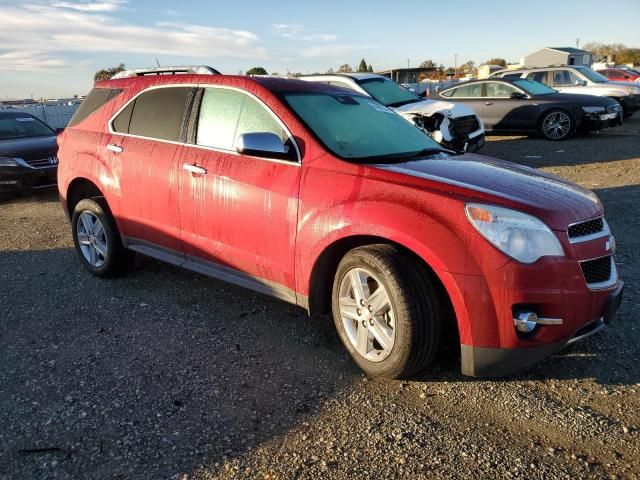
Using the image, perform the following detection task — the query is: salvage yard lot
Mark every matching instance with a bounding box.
[1,120,639,479]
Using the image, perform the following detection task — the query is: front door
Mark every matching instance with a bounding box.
[178,87,301,300]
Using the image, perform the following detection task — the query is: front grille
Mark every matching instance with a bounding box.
[581,256,612,284]
[24,157,57,168]
[568,217,604,239]
[450,115,480,137]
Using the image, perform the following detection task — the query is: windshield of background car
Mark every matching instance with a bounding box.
[513,79,557,95]
[357,78,419,107]
[574,67,609,83]
[0,116,54,140]
[282,92,441,161]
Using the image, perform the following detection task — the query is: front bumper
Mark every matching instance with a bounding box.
[0,164,58,193]
[461,281,624,376]
[580,111,623,131]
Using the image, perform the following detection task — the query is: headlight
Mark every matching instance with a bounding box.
[465,204,564,263]
[0,157,21,167]
[582,106,605,113]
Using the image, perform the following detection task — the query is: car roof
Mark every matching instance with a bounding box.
[96,74,360,96]
[301,73,383,81]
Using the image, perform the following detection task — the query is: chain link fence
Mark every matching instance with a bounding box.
[0,103,79,129]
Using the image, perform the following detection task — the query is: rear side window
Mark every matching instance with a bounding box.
[526,71,547,84]
[116,87,192,142]
[442,83,482,98]
[68,88,122,127]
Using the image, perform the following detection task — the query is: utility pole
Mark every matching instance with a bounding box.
[407,58,410,69]
[576,38,580,49]
[454,53,458,77]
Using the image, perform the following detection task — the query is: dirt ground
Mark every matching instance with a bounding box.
[1,118,639,479]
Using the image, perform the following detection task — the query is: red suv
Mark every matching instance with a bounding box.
[57,66,623,378]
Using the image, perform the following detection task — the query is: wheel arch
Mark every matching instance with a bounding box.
[306,235,461,342]
[65,177,105,218]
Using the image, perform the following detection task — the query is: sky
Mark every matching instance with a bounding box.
[0,0,639,99]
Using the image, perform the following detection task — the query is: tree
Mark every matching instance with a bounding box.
[357,58,368,72]
[367,64,373,72]
[583,42,640,64]
[419,60,436,68]
[461,60,476,72]
[337,64,352,73]
[246,67,268,76]
[326,67,335,74]
[94,63,125,81]
[485,58,507,67]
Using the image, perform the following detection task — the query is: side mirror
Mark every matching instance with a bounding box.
[510,91,526,99]
[236,132,290,159]
[574,80,587,86]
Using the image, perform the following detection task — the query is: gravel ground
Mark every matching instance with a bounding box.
[1,119,639,479]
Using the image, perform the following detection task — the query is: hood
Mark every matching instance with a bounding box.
[603,81,640,93]
[542,92,618,107]
[373,154,601,230]
[0,135,58,160]
[392,99,477,119]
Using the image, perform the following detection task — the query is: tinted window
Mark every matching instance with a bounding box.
[283,93,442,160]
[513,79,556,95]
[196,88,244,150]
[68,88,122,127]
[111,101,134,133]
[442,83,482,97]
[0,115,54,140]
[502,73,522,79]
[486,82,518,97]
[127,87,192,142]
[526,71,547,84]
[551,70,580,86]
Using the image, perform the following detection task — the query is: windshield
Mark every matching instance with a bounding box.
[282,92,443,161]
[574,67,609,83]
[356,77,420,108]
[0,115,54,140]
[513,79,557,95]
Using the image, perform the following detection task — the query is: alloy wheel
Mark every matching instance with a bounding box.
[542,111,571,140]
[338,268,396,362]
[76,211,108,268]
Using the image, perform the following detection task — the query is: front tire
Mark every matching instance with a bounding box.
[71,198,134,278]
[331,245,442,379]
[540,109,574,141]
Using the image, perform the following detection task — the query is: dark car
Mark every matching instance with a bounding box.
[0,111,59,194]
[431,78,623,140]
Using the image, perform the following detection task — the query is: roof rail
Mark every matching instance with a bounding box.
[111,65,221,79]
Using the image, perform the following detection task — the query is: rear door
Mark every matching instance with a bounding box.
[109,86,194,259]
[177,87,301,300]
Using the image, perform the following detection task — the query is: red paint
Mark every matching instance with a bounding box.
[57,74,620,364]
[597,68,640,83]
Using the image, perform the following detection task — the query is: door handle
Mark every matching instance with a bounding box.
[484,102,493,106]
[182,163,207,176]
[107,144,123,153]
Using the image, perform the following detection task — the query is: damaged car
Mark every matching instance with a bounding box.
[301,73,485,152]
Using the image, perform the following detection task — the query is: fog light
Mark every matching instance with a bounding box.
[514,312,538,333]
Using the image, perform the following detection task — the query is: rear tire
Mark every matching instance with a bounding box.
[331,245,442,379]
[71,198,134,278]
[540,109,574,141]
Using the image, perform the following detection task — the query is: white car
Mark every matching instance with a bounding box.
[301,73,485,152]
[490,66,640,117]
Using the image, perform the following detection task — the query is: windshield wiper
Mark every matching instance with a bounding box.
[360,148,450,163]
[386,98,422,108]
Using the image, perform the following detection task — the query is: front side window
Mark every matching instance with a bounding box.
[357,77,419,107]
[0,115,54,140]
[114,87,192,141]
[485,82,519,97]
[442,83,482,98]
[196,88,289,152]
[282,92,442,161]
[551,70,580,86]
